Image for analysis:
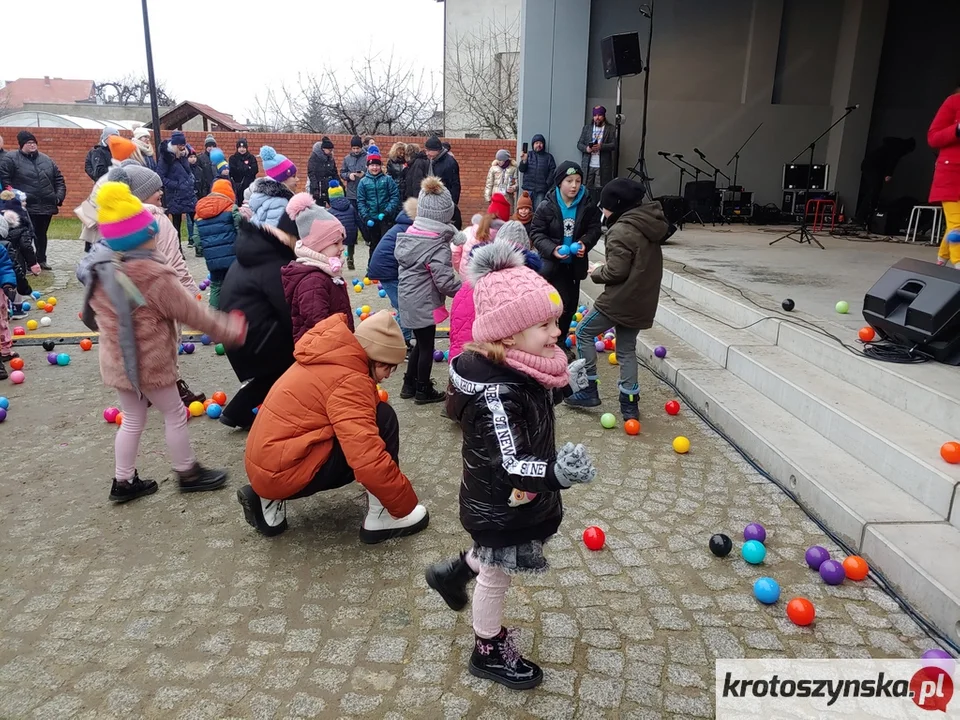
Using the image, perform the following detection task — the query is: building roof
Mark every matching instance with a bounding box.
[0,110,139,130]
[146,100,246,132]
[1,77,94,108]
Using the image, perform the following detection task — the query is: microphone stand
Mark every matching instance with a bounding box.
[726,121,763,189]
[770,105,858,250]
[695,149,730,225]
[675,154,707,225]
[659,152,687,230]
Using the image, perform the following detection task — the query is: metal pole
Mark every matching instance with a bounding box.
[141,0,163,150]
[637,1,654,173]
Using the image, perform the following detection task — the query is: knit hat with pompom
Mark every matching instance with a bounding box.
[488,192,511,222]
[416,176,455,223]
[96,181,159,252]
[0,210,20,239]
[470,239,562,344]
[210,148,228,175]
[260,145,297,182]
[286,193,345,260]
[107,135,138,162]
[211,179,236,202]
[328,180,344,199]
[107,165,163,202]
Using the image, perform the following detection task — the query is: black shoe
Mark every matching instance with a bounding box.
[619,391,640,421]
[0,362,6,381]
[177,379,206,407]
[219,413,252,431]
[39,262,51,271]
[425,552,477,611]
[400,377,416,400]
[469,628,543,690]
[237,484,288,536]
[109,471,159,503]
[0,352,19,363]
[347,258,355,271]
[176,463,228,493]
[415,380,445,405]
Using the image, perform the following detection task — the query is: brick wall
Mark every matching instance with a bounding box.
[0,128,512,219]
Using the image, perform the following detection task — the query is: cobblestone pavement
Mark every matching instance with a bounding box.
[0,240,945,719]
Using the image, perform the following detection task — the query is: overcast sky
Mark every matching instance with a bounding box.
[3,0,445,122]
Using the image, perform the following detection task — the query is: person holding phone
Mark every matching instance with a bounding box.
[518,134,557,210]
[577,106,616,205]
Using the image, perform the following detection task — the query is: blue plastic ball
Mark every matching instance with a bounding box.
[206,403,223,419]
[178,344,185,355]
[570,320,578,330]
[56,353,71,366]
[753,577,780,604]
[0,397,9,410]
[578,305,587,313]
[742,540,767,565]
[252,406,259,415]
[352,278,361,286]
[443,350,449,361]
[379,289,387,298]
[200,334,212,346]
[557,245,571,258]
[21,302,30,312]
[31,291,41,299]
[565,336,573,348]
[569,242,582,255]
[366,219,375,227]
[356,308,363,317]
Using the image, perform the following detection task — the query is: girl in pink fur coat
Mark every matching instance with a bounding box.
[82,182,247,504]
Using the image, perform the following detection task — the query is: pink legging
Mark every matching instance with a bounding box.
[465,550,512,639]
[115,385,196,481]
[0,301,10,355]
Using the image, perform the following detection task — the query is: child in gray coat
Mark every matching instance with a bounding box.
[395,177,462,404]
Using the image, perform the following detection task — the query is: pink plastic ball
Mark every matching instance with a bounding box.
[9,370,24,384]
[103,407,120,423]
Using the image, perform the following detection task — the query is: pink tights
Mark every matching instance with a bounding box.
[465,550,512,639]
[115,385,195,481]
[0,303,10,354]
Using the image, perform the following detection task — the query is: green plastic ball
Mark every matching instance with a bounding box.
[835,300,849,314]
[600,413,617,429]
[215,343,226,356]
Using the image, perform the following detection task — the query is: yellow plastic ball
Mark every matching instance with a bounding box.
[363,277,372,285]
[574,312,583,322]
[361,305,371,314]
[46,297,58,306]
[673,436,691,454]
[36,300,47,310]
[354,284,363,293]
[188,401,205,417]
[26,319,38,331]
[608,353,618,365]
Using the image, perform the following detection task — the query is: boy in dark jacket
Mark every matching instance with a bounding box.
[565,178,667,421]
[308,137,339,205]
[517,134,556,210]
[356,147,400,258]
[529,161,602,354]
[326,181,360,271]
[367,197,415,345]
[192,179,241,308]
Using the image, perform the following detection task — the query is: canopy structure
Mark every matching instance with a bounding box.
[145,101,246,132]
[0,111,139,130]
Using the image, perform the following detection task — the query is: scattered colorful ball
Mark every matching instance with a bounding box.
[9,358,23,371]
[56,353,70,366]
[708,533,732,557]
[9,370,24,384]
[43,304,54,313]
[664,400,680,415]
[363,277,372,285]
[206,403,223,419]
[594,340,605,352]
[842,555,869,581]
[80,338,93,351]
[741,539,766,565]
[781,298,795,312]
[0,397,8,409]
[624,419,641,435]
[804,545,830,570]
[31,291,41,299]
[103,407,120,423]
[940,441,960,464]
[378,388,389,402]
[42,340,55,351]
[182,343,195,354]
[743,522,766,544]
[215,343,226,355]
[39,316,51,327]
[26,319,38,331]
[654,345,667,358]
[115,412,124,426]
[379,289,387,298]
[36,300,46,310]
[188,401,205,417]
[354,284,362,293]
[0,408,6,422]
[608,353,618,365]
[12,327,24,336]
[200,334,211,345]
[47,352,58,365]
[835,300,849,314]
[46,297,57,306]
[20,302,30,312]
[753,577,781,605]
[582,526,606,551]
[786,597,815,626]
[600,413,617,429]
[818,559,846,585]
[212,391,227,406]
[672,436,690,454]
[858,326,876,342]
[433,350,445,362]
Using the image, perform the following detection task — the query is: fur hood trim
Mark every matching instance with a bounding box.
[250,176,294,200]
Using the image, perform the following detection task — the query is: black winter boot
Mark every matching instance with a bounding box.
[400,376,417,399]
[425,552,477,611]
[469,627,543,690]
[177,379,206,406]
[0,361,6,381]
[176,463,228,493]
[415,380,445,405]
[619,390,640,421]
[109,471,159,503]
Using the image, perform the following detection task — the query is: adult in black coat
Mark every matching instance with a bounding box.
[84,128,117,181]
[0,131,66,268]
[404,150,430,201]
[529,161,602,342]
[197,136,217,198]
[229,138,259,203]
[424,137,463,229]
[218,218,297,428]
[307,137,339,205]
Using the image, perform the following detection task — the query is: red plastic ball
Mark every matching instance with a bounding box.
[44,304,54,313]
[858,326,876,342]
[212,391,228,406]
[786,597,816,626]
[603,339,614,351]
[842,555,869,581]
[941,442,960,464]
[664,400,681,416]
[583,526,606,551]
[378,388,389,402]
[79,338,93,351]
[624,419,641,435]
[9,358,23,371]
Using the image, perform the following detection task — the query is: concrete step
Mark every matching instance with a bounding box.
[726,345,960,527]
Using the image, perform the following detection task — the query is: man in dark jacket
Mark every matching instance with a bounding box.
[577,106,616,205]
[565,178,666,420]
[85,127,118,182]
[229,138,259,203]
[529,161,602,354]
[340,136,367,205]
[518,134,557,210]
[196,135,217,199]
[0,131,66,269]
[404,149,430,202]
[308,137,339,205]
[424,136,462,229]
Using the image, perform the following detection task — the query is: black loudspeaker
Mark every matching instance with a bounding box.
[863,258,960,364]
[601,33,643,79]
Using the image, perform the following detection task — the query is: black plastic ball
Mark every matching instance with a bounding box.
[781,298,795,312]
[709,533,733,557]
[42,340,55,352]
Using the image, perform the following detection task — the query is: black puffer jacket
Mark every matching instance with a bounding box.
[427,149,461,204]
[85,144,113,182]
[218,220,296,382]
[449,352,565,549]
[0,150,66,216]
[308,147,339,203]
[228,151,259,202]
[529,187,603,281]
[404,152,430,200]
[518,134,557,195]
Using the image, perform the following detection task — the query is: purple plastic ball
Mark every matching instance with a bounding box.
[433,350,445,362]
[183,343,195,354]
[743,523,766,543]
[923,649,952,660]
[0,408,7,422]
[921,648,956,674]
[47,352,59,365]
[819,559,846,585]
[805,545,831,570]
[654,345,667,358]
[595,340,605,352]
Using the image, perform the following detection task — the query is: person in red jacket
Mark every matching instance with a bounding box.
[928,83,960,267]
[280,193,353,343]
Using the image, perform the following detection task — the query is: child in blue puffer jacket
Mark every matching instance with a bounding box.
[192,179,241,308]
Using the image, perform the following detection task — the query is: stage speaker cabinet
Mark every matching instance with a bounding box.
[782,164,829,190]
[781,190,832,216]
[863,258,960,365]
[601,33,643,79]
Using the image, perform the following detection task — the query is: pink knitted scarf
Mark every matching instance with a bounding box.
[505,345,569,388]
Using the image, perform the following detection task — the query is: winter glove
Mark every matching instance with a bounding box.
[567,358,589,392]
[554,442,597,487]
[366,219,375,227]
[377,213,385,221]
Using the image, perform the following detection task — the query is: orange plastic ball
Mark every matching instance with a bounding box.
[360,312,369,321]
[203,399,213,410]
[212,391,227,406]
[196,294,203,300]
[9,358,23,371]
[785,597,816,626]
[941,441,960,464]
[79,338,93,351]
[624,419,641,435]
[842,555,869,581]
[44,304,54,313]
[858,326,876,342]
[378,388,389,402]
[115,412,124,426]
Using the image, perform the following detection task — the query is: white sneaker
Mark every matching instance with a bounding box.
[237,485,287,537]
[359,491,429,544]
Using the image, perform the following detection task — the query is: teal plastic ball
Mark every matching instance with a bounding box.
[56,353,71,366]
[753,577,780,604]
[742,540,766,565]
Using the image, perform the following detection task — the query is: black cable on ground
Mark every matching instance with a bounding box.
[637,354,959,656]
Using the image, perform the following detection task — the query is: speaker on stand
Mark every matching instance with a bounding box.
[601,31,644,189]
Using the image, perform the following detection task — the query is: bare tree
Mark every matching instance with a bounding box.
[445,14,520,139]
[92,75,177,107]
[248,54,440,136]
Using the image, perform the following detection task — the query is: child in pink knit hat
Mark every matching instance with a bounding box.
[280,193,352,343]
[425,239,594,692]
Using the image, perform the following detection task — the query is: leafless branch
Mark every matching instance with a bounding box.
[92,74,176,106]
